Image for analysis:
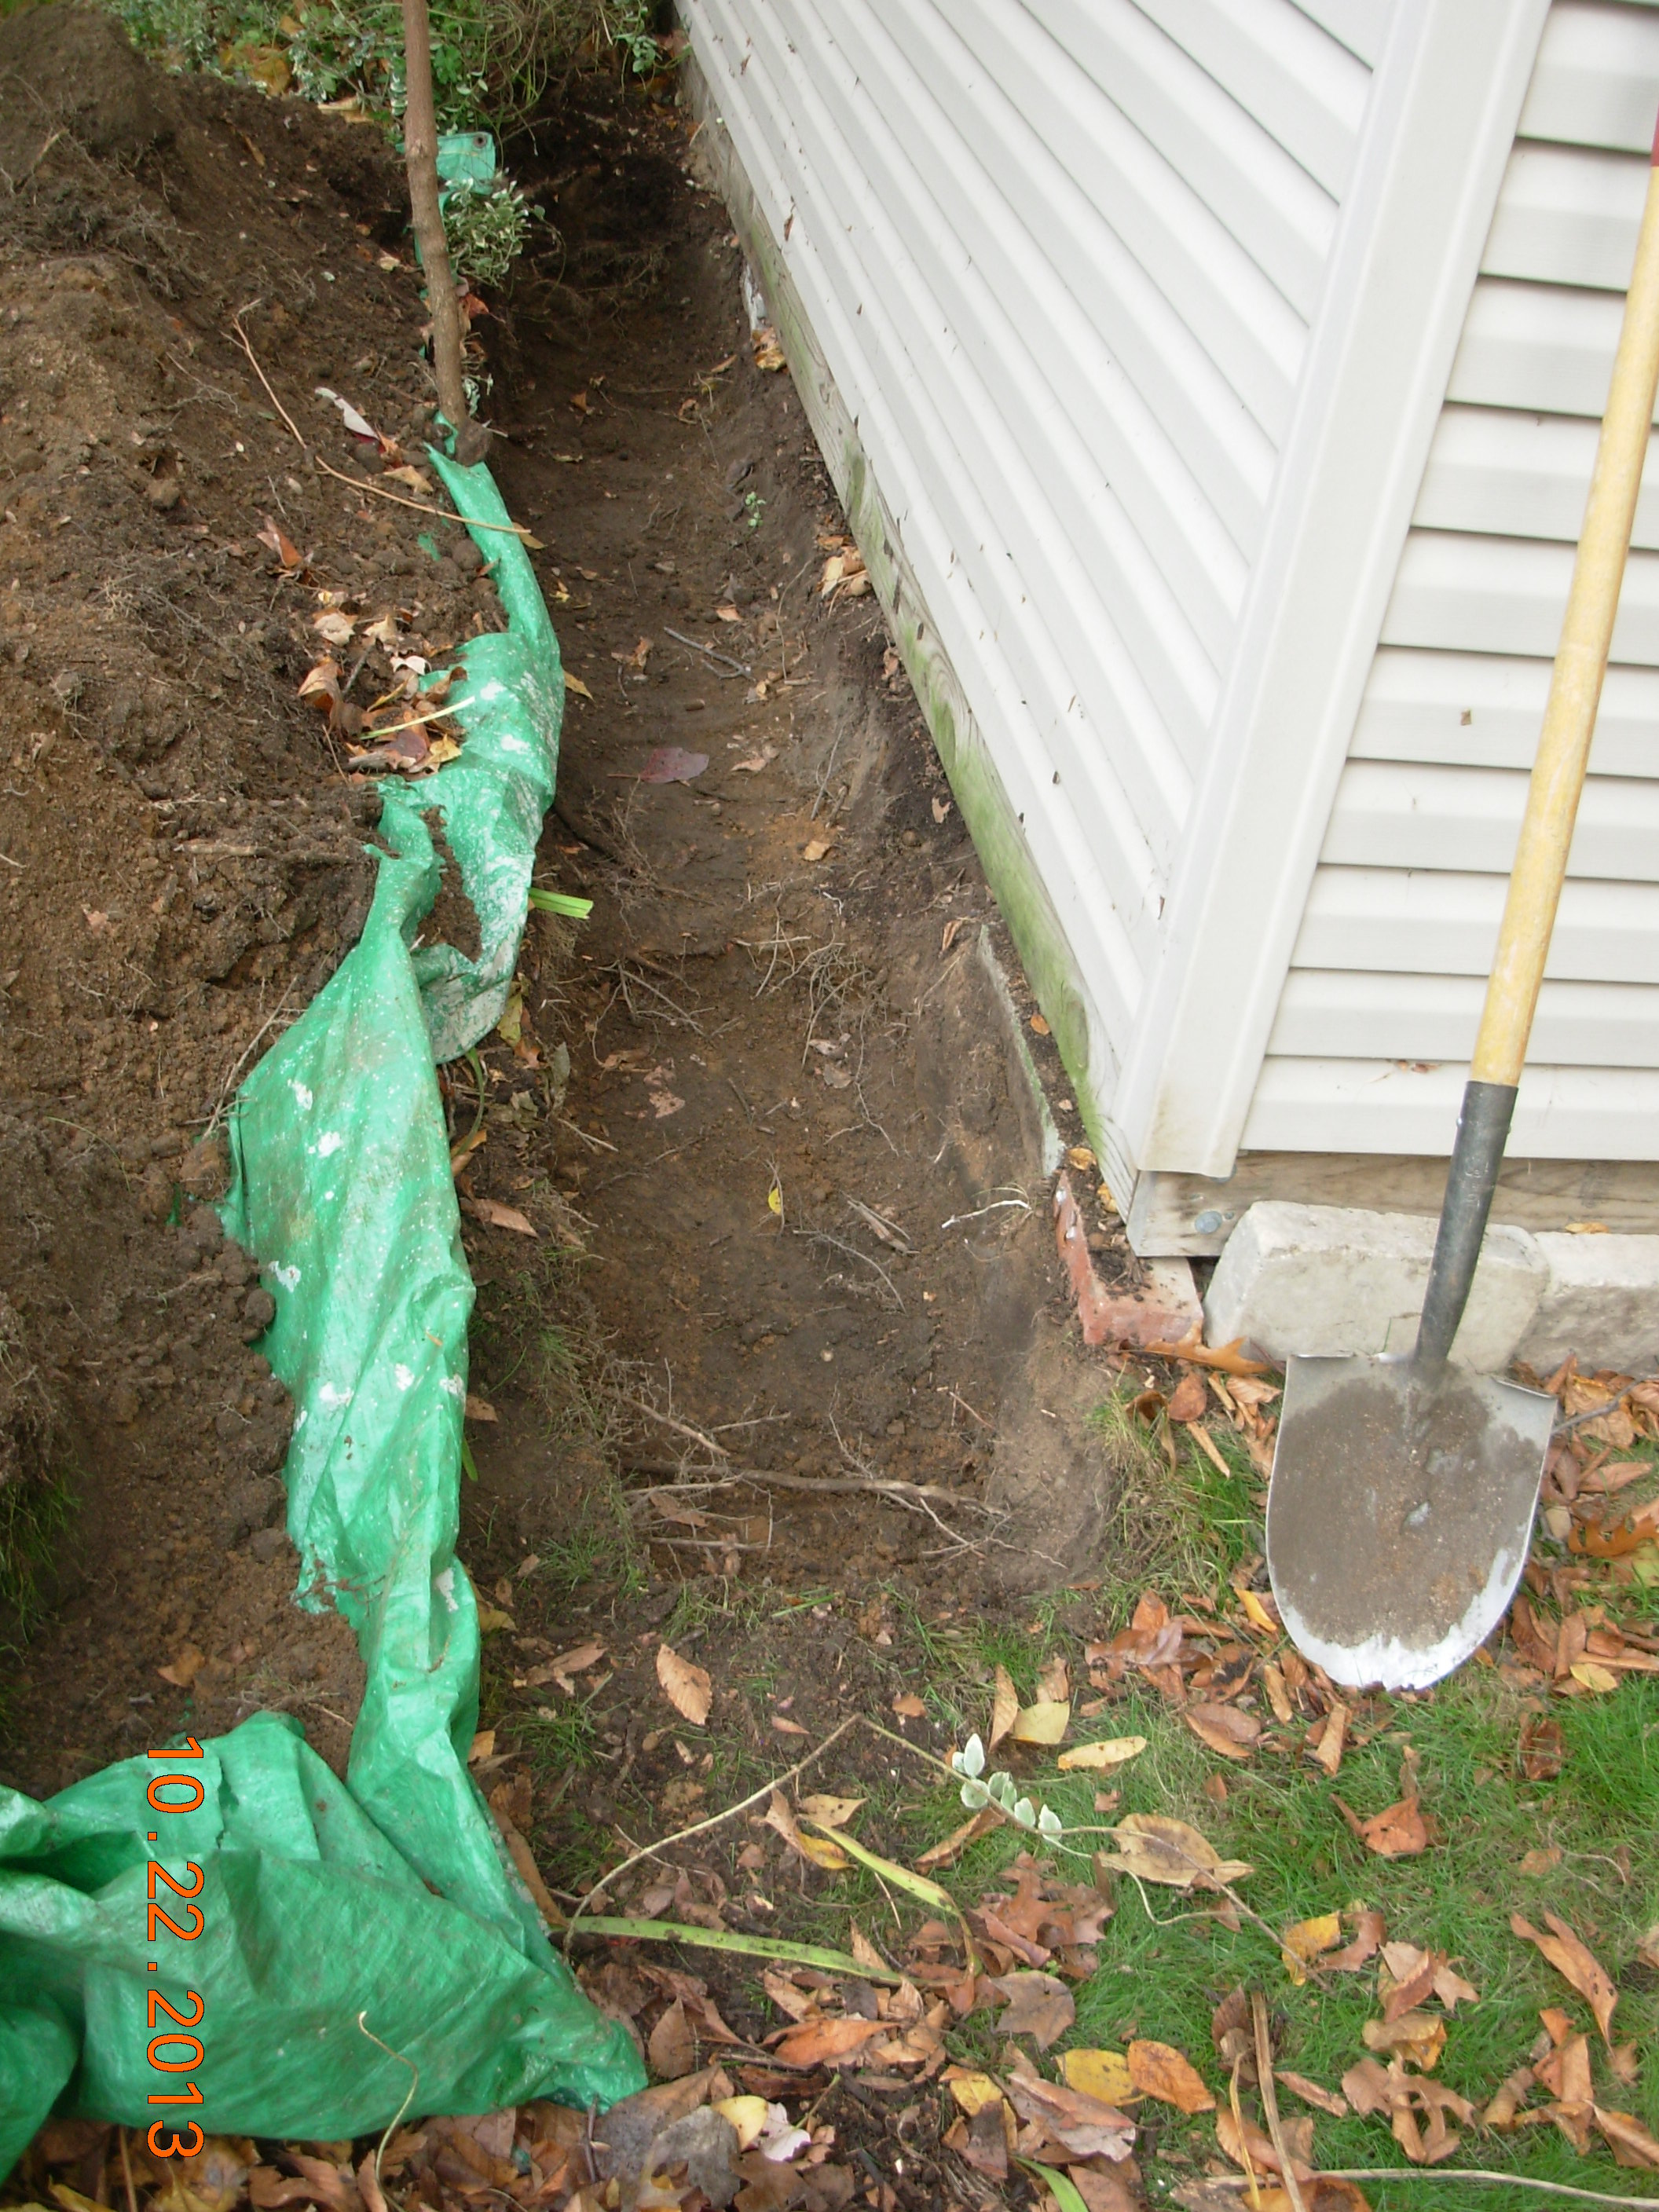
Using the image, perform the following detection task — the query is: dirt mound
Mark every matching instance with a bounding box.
[0,4,174,170]
[0,5,495,1792]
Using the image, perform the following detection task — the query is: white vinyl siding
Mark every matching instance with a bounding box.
[1247,0,1659,1161]
[685,0,1372,1097]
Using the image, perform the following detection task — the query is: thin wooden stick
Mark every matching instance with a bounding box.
[1203,2174,1659,2210]
[229,310,531,537]
[562,1715,859,1951]
[1251,1990,1307,2212]
[400,0,485,464]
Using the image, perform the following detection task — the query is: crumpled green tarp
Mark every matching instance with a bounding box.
[0,451,644,2175]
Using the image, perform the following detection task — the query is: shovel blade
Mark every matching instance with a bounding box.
[1266,1355,1553,1691]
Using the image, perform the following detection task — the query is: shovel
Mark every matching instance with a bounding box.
[1265,119,1659,1691]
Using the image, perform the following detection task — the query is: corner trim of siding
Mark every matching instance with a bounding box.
[1105,0,1551,1184]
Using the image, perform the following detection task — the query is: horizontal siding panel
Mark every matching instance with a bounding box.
[1285,0,1393,68]
[1324,760,1659,879]
[837,4,1251,657]
[1017,0,1338,317]
[1351,647,1659,777]
[1132,0,1369,199]
[988,1,1309,437]
[912,2,1276,555]
[1270,969,1659,1065]
[1518,0,1659,155]
[1415,403,1659,545]
[1448,277,1659,421]
[729,1,1212,835]
[1482,141,1648,291]
[691,0,1177,1007]
[1380,528,1659,661]
[1294,866,1659,983]
[1243,1055,1659,1156]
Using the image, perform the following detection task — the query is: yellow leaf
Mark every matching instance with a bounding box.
[989,1664,1019,1751]
[475,1606,515,1634]
[1062,2049,1135,2104]
[1238,1588,1278,1635]
[1010,1699,1071,1745]
[950,2073,1006,2119]
[1057,1736,1148,1771]
[467,1728,496,1765]
[797,1832,851,1871]
[767,1181,783,1217]
[563,670,593,700]
[1570,1661,1621,1694]
[714,2097,769,2151]
[1281,1911,1342,1985]
[799,1793,864,1829]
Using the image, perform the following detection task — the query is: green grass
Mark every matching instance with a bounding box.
[646,1408,1659,2211]
[866,1657,1659,2211]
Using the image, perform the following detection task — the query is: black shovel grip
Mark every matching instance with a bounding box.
[1417,1079,1518,1365]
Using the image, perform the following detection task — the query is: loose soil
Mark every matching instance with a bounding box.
[0,8,1136,1801]
[4,24,1657,2212]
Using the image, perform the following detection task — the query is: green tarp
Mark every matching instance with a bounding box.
[0,452,644,2175]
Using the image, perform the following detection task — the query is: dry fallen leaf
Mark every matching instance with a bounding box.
[987,1970,1075,2048]
[1057,1736,1147,1772]
[949,2073,1006,2120]
[1062,2049,1136,2106]
[1363,2009,1447,2072]
[798,1793,862,1829]
[1011,1699,1071,1745]
[1276,2071,1348,2119]
[1511,1911,1618,2044]
[1127,2039,1215,2115]
[802,837,832,863]
[1280,1913,1342,1985]
[1185,1701,1261,1761]
[773,2016,885,2068]
[1004,2075,1136,2163]
[1166,1372,1208,1423]
[562,670,593,700]
[648,1998,697,2080]
[1596,2106,1659,2169]
[1353,1796,1430,1859]
[1102,1815,1252,1891]
[892,1693,927,1719]
[916,1807,998,1870]
[461,1196,537,1236]
[656,1643,712,1727]
[1309,1700,1349,1778]
[763,1790,848,1872]
[1328,1907,1386,1972]
[157,1645,205,1689]
[989,1664,1020,1751]
[467,1728,496,1765]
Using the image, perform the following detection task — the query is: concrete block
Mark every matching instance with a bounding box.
[1203,1202,1545,1368]
[1517,1233,1659,1375]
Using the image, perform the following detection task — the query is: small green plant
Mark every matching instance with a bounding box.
[105,0,595,137]
[444,177,540,290]
[743,489,765,532]
[951,1731,1064,1839]
[597,0,661,76]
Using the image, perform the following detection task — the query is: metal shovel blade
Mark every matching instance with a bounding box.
[1266,1354,1555,1691]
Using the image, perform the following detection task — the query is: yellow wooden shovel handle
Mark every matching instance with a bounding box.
[1472,137,1659,1087]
